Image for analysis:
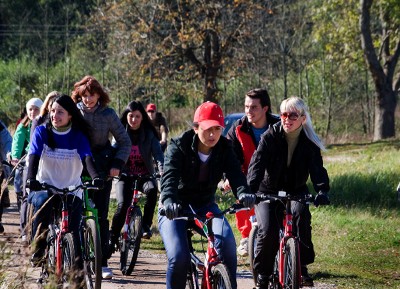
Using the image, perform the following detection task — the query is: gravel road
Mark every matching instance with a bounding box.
[0,191,336,289]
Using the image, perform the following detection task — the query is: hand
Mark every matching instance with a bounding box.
[239,193,256,209]
[314,191,330,207]
[26,179,42,191]
[92,178,104,189]
[165,203,179,220]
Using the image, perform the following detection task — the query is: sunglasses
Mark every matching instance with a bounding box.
[280,112,301,121]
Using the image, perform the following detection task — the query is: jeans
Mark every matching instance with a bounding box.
[158,202,237,289]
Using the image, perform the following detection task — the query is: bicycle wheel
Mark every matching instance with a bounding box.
[62,232,76,285]
[186,261,199,289]
[46,228,56,274]
[83,218,102,289]
[248,224,258,286]
[211,263,232,289]
[120,206,143,276]
[269,251,281,289]
[26,203,34,244]
[283,237,300,289]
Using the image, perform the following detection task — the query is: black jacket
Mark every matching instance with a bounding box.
[160,129,250,208]
[247,123,330,195]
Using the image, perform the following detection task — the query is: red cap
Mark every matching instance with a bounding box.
[146,103,157,112]
[193,101,224,130]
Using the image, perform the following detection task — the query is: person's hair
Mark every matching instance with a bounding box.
[71,75,110,107]
[120,100,159,138]
[40,91,61,117]
[280,96,325,150]
[246,88,272,113]
[46,94,92,149]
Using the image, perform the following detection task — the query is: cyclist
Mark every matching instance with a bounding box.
[71,75,131,279]
[224,88,279,256]
[247,96,330,288]
[11,97,43,243]
[26,95,103,266]
[109,100,164,252]
[158,101,256,289]
[0,120,12,232]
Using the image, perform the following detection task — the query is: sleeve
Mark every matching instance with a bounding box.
[28,126,45,157]
[226,122,244,165]
[108,109,131,168]
[11,124,28,159]
[0,123,12,159]
[223,141,251,199]
[151,134,164,174]
[247,133,270,193]
[309,146,330,193]
[160,138,181,206]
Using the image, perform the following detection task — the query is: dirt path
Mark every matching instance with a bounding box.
[0,191,335,289]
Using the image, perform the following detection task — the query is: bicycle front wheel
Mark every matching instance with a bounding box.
[248,224,258,286]
[186,261,199,289]
[283,237,300,289]
[62,232,76,285]
[211,263,232,289]
[83,218,102,289]
[120,206,142,276]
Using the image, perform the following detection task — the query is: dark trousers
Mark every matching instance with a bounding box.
[253,200,315,277]
[91,179,112,267]
[111,176,157,239]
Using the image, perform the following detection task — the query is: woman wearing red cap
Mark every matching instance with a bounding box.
[158,101,256,289]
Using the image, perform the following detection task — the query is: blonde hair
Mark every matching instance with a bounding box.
[280,96,325,150]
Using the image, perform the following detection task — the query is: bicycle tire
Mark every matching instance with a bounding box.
[211,263,232,289]
[269,251,281,289]
[283,237,300,289]
[62,232,76,285]
[186,261,199,289]
[83,218,102,289]
[26,203,34,244]
[120,206,142,276]
[248,224,258,286]
[46,228,56,274]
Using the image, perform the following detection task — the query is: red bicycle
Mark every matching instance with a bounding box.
[249,191,314,289]
[162,203,246,289]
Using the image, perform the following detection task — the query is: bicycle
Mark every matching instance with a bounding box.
[116,173,158,276]
[79,179,102,289]
[161,202,247,289]
[35,182,99,287]
[248,191,314,289]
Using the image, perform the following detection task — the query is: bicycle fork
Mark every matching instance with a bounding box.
[55,207,69,276]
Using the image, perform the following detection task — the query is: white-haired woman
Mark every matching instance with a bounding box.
[247,96,330,288]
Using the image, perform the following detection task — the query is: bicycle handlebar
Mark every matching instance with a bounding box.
[39,181,101,195]
[256,192,315,205]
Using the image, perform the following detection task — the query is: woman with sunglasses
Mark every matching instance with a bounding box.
[247,96,330,288]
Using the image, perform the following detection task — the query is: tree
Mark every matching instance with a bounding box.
[360,0,400,140]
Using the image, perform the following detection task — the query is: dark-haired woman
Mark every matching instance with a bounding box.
[109,101,163,255]
[71,75,131,279]
[26,95,103,268]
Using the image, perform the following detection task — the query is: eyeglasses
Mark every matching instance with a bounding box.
[147,110,155,113]
[280,112,301,121]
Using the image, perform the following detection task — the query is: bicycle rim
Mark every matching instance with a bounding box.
[62,233,76,286]
[269,252,281,289]
[248,224,258,286]
[46,229,56,275]
[211,263,232,289]
[83,218,102,289]
[120,207,142,275]
[283,238,300,289]
[186,262,199,289]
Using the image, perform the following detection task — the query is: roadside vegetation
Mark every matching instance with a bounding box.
[132,140,400,289]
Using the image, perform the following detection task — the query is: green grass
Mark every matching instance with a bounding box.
[109,139,400,289]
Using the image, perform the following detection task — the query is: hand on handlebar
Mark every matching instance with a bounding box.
[92,177,104,189]
[239,193,256,209]
[165,203,180,220]
[314,191,330,207]
[26,179,42,191]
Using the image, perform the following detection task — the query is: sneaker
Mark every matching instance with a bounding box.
[21,234,28,246]
[301,265,314,287]
[102,267,113,279]
[0,223,4,233]
[142,225,152,239]
[237,238,248,256]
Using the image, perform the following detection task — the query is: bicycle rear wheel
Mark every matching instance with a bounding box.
[248,224,258,286]
[83,218,102,289]
[120,206,143,276]
[283,237,300,289]
[211,263,232,289]
[62,232,76,285]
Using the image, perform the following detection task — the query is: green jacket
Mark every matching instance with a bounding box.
[11,123,30,159]
[160,129,250,208]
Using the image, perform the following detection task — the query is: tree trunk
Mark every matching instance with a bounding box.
[373,87,396,140]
